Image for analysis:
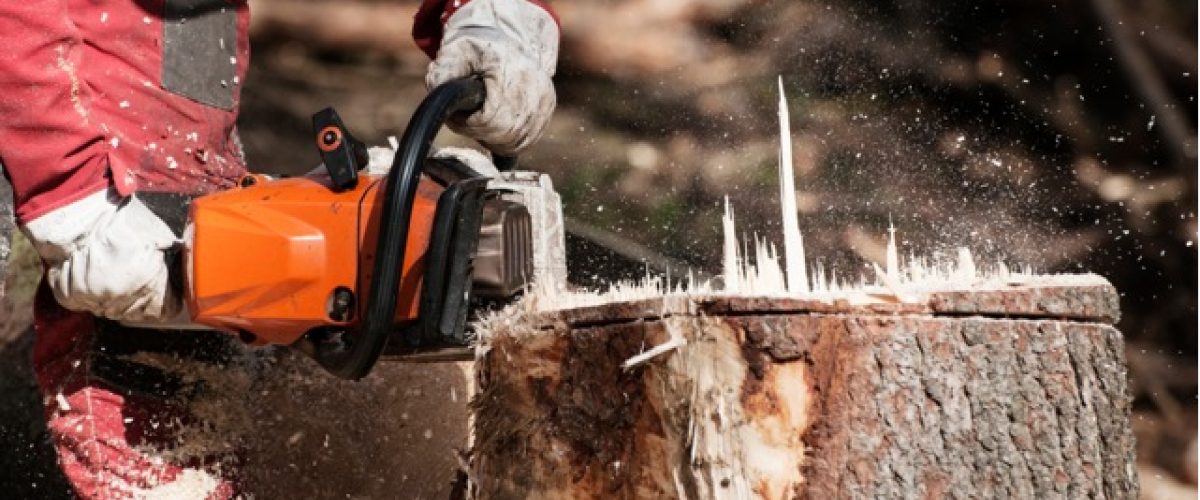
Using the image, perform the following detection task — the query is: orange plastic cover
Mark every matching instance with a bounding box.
[185,174,443,345]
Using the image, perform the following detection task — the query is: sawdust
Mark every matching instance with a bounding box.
[133,469,223,500]
[123,351,257,468]
[54,44,90,123]
[121,346,473,499]
[494,82,1106,317]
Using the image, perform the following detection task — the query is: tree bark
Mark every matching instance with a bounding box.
[470,280,1138,499]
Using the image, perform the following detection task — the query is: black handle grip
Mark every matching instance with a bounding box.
[313,78,490,379]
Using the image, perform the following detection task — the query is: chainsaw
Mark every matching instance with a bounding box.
[176,78,565,380]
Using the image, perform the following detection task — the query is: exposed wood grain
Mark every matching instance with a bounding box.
[471,280,1137,499]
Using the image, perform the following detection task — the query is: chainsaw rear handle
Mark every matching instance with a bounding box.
[314,77,509,379]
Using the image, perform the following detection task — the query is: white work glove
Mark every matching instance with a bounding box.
[21,188,182,322]
[427,0,559,156]
[342,136,501,178]
[431,147,502,177]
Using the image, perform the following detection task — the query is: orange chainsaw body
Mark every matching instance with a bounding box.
[175,79,546,379]
[185,173,442,346]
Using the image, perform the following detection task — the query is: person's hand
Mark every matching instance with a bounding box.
[21,188,182,322]
[426,0,559,156]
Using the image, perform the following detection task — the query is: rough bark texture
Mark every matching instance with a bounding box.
[471,281,1137,500]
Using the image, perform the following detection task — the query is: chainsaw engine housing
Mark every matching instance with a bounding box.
[185,162,564,364]
[184,78,564,379]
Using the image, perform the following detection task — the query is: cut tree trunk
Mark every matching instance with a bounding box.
[470,278,1138,499]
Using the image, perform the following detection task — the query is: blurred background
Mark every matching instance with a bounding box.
[1,0,1197,497]
[241,1,1198,491]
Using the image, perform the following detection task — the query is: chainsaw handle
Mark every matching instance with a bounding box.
[314,77,494,379]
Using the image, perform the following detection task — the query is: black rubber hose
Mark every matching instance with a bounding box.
[325,78,485,380]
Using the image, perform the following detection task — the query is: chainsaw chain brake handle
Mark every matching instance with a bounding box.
[312,108,369,192]
[311,77,511,380]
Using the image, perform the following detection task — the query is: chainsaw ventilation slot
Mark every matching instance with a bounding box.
[474,200,534,300]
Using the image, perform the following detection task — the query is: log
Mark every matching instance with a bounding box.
[469,278,1138,499]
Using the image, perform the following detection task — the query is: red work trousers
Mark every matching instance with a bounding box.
[34,284,241,499]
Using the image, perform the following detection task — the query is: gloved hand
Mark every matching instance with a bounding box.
[431,147,502,177]
[427,0,559,156]
[21,188,182,322]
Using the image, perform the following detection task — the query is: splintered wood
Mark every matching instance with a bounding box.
[470,281,1136,500]
[464,81,1136,500]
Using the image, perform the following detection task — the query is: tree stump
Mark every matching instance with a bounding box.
[470,277,1138,499]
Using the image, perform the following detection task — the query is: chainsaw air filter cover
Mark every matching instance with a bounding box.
[184,172,441,346]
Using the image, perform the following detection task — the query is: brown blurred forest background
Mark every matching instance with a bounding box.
[1,0,1196,498]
